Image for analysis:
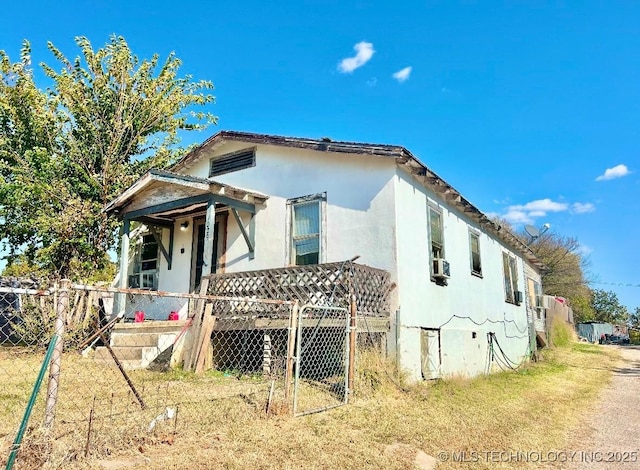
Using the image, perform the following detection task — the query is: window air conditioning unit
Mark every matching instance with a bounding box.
[433,258,450,279]
[514,290,523,305]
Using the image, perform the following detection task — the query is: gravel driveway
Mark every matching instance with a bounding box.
[560,345,640,469]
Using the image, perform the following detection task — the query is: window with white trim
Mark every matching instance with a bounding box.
[129,234,159,289]
[469,231,482,276]
[502,252,519,303]
[289,194,324,265]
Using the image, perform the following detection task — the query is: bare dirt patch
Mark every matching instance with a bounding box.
[559,345,640,470]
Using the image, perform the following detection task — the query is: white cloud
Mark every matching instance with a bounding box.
[578,244,593,256]
[338,41,375,73]
[502,209,534,225]
[515,199,568,213]
[528,210,547,218]
[498,198,595,225]
[595,164,630,181]
[571,202,596,214]
[392,66,412,82]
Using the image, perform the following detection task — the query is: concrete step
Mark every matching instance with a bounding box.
[110,332,177,352]
[112,320,188,335]
[95,346,140,361]
[111,332,162,347]
[94,345,160,363]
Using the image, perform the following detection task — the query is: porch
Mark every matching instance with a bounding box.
[104,169,269,317]
[91,261,392,372]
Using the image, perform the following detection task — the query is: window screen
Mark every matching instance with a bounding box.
[291,200,321,265]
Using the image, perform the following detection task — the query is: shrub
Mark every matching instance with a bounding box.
[548,316,576,348]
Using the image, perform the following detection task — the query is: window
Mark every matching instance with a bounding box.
[428,206,445,279]
[502,252,519,303]
[289,195,324,265]
[129,234,159,289]
[469,231,482,276]
[209,147,256,177]
[528,278,543,318]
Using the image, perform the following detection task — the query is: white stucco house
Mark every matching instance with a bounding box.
[105,131,545,381]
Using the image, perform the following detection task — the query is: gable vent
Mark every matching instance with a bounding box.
[209,147,256,177]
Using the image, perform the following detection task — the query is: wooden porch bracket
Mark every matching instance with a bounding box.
[230,208,255,260]
[149,226,174,271]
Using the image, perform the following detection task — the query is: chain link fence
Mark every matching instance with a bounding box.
[0,280,299,468]
[293,305,351,417]
[1,264,389,468]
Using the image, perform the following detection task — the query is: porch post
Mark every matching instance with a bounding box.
[115,219,130,318]
[202,197,216,277]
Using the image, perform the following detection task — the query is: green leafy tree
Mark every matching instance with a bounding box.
[527,232,594,322]
[629,307,640,330]
[0,36,217,278]
[590,289,629,324]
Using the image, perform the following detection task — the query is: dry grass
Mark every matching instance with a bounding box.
[1,342,618,469]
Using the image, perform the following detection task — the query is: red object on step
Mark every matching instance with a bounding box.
[134,311,145,323]
[168,311,179,321]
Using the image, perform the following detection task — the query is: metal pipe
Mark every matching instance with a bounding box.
[77,314,121,351]
[5,335,58,470]
[98,331,146,409]
[0,287,51,296]
[347,294,357,394]
[292,305,307,416]
[69,283,295,305]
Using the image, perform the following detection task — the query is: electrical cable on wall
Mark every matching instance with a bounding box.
[485,332,528,372]
[437,313,529,339]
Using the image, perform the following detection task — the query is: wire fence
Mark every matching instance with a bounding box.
[0,281,298,467]
[0,277,372,468]
[293,305,351,416]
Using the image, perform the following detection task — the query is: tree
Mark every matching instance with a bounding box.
[590,289,629,324]
[519,229,594,322]
[0,36,217,278]
[629,307,640,330]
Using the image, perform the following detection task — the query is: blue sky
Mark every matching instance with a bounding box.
[2,1,639,310]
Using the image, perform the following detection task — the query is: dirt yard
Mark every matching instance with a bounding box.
[560,345,640,469]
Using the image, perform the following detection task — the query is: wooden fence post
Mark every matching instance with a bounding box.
[284,301,299,401]
[348,294,357,394]
[184,278,209,371]
[44,279,70,429]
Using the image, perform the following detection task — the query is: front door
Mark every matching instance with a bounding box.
[191,213,227,292]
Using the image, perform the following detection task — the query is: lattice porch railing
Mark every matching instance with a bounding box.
[204,261,391,317]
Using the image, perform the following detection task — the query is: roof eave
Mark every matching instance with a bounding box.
[396,157,546,271]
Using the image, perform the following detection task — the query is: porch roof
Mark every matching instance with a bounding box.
[104,169,268,224]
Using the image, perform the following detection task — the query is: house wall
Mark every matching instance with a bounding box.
[129,142,400,320]
[131,139,540,377]
[393,169,532,380]
[184,142,400,277]
[124,226,192,320]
